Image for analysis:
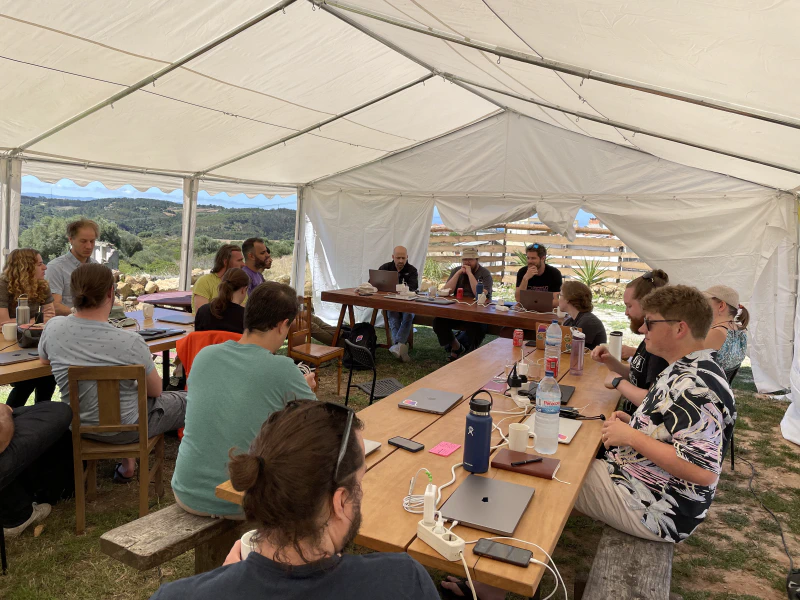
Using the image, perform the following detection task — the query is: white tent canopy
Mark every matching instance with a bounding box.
[1,0,798,443]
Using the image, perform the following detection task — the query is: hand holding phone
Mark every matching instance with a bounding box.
[388,436,424,452]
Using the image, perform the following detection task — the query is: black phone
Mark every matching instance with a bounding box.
[388,436,424,453]
[473,539,532,568]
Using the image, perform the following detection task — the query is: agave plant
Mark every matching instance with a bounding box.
[514,250,528,267]
[574,258,606,288]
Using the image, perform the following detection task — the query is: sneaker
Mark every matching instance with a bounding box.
[3,502,51,539]
[388,344,402,360]
[398,343,411,363]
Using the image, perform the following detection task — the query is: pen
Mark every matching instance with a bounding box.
[511,457,543,466]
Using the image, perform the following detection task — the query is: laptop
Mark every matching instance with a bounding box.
[0,350,40,366]
[157,312,195,325]
[519,290,556,313]
[137,328,186,341]
[415,297,456,305]
[523,414,583,444]
[368,269,399,292]
[440,475,535,536]
[364,439,381,456]
[398,388,463,415]
[526,382,576,405]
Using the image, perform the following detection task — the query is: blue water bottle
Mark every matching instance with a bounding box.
[475,281,484,296]
[463,392,493,473]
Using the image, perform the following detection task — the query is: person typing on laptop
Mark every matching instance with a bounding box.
[434,248,493,361]
[378,246,418,362]
[151,401,439,600]
[514,243,562,308]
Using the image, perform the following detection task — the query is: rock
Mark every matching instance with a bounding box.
[144,281,159,294]
[112,269,121,283]
[191,274,201,285]
[278,275,290,285]
[130,283,145,297]
[116,281,132,299]
[158,278,179,292]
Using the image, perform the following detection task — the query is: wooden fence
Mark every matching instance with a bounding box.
[426,223,651,285]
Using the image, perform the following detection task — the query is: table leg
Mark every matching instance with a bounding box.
[332,305,347,347]
[161,350,170,388]
[348,305,356,328]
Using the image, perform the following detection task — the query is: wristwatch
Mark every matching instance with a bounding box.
[611,377,623,389]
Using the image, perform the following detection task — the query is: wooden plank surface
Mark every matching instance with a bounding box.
[505,233,624,248]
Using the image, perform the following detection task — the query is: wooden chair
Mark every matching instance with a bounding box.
[69,365,164,535]
[287,297,344,395]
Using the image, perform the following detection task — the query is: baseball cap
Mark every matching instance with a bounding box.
[703,285,739,308]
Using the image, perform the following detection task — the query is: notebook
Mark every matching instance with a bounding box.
[523,414,583,444]
[491,448,561,480]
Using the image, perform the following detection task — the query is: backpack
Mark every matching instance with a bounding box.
[343,322,377,370]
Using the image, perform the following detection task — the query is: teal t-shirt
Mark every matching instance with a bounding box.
[171,341,316,516]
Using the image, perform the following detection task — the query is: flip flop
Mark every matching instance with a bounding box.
[441,576,473,599]
[112,463,135,484]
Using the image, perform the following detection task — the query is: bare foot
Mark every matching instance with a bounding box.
[440,576,506,600]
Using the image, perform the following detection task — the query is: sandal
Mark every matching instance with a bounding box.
[448,343,468,362]
[113,463,135,484]
[441,576,473,598]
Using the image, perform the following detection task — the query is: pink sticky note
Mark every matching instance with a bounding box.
[430,441,461,457]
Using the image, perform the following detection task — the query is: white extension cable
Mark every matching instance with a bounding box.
[402,463,463,514]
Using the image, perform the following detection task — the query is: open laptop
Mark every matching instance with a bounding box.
[519,289,556,313]
[398,388,463,415]
[523,414,583,444]
[368,269,399,292]
[526,382,576,405]
[0,350,40,366]
[156,312,195,325]
[440,475,535,536]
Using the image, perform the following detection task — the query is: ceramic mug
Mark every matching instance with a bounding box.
[2,322,16,342]
[240,529,258,560]
[508,423,537,453]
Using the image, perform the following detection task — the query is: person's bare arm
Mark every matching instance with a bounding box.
[193,294,210,313]
[443,270,463,295]
[552,292,559,309]
[704,327,728,351]
[0,308,12,324]
[0,404,14,454]
[514,270,534,301]
[146,367,163,399]
[592,346,631,378]
[464,269,478,296]
[51,294,72,316]
[41,303,56,323]
[621,345,636,360]
[614,377,648,407]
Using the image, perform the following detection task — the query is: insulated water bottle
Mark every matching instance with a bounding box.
[570,331,585,376]
[15,295,30,327]
[463,393,493,473]
[475,281,484,297]
[534,370,560,455]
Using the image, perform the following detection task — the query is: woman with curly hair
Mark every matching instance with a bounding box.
[0,249,57,407]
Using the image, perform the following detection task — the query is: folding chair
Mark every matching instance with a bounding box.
[344,340,403,407]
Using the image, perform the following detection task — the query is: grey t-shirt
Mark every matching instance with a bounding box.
[150,551,440,600]
[448,265,493,299]
[44,252,97,308]
[39,316,155,426]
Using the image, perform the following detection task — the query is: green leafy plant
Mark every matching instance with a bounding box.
[423,259,449,283]
[574,258,606,288]
[514,250,527,267]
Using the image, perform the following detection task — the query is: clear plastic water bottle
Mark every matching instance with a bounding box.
[534,369,560,455]
[544,320,562,375]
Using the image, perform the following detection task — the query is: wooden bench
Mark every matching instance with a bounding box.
[100,503,244,574]
[575,527,679,600]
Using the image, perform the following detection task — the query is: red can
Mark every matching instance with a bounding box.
[546,356,559,378]
[456,287,464,300]
[513,329,524,347]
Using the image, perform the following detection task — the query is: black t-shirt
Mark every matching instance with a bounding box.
[515,264,563,292]
[628,339,669,390]
[150,550,440,600]
[379,261,419,292]
[563,311,607,349]
[194,302,245,334]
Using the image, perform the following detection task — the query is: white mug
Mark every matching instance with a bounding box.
[2,322,16,342]
[508,423,536,453]
[240,529,258,560]
[142,303,155,320]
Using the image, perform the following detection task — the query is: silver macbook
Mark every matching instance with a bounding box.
[368,269,399,292]
[364,439,381,456]
[398,388,463,415]
[0,350,40,366]
[156,312,195,325]
[440,475,535,536]
[519,289,556,313]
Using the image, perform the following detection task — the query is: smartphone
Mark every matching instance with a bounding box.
[388,436,424,453]
[473,539,532,568]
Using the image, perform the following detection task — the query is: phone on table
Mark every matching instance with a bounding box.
[388,436,424,453]
[473,538,532,568]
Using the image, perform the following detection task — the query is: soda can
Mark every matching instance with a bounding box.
[456,287,464,300]
[546,356,559,378]
[513,329,524,347]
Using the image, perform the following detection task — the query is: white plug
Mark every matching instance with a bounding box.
[422,484,437,526]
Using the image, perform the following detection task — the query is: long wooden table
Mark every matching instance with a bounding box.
[215,338,619,596]
[320,289,561,346]
[0,307,192,388]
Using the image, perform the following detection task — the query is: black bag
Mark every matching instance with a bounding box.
[343,322,377,370]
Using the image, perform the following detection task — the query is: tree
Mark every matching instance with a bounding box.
[19,216,69,262]
[118,231,144,258]
[194,235,221,256]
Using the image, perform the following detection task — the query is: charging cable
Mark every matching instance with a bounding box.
[402,463,463,514]
[458,551,479,600]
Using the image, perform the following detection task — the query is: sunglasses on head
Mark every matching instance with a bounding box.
[322,402,356,483]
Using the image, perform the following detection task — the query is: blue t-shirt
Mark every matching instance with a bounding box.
[150,551,440,600]
[171,341,316,516]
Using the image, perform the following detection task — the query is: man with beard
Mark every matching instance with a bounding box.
[242,237,272,296]
[434,247,494,361]
[151,400,440,600]
[592,270,670,411]
[514,243,562,308]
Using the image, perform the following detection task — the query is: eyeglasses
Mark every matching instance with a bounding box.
[323,402,355,483]
[643,317,679,330]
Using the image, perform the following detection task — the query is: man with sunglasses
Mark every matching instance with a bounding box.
[575,285,735,543]
[151,400,440,599]
[515,243,562,308]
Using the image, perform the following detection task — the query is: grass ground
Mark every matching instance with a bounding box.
[1,325,796,599]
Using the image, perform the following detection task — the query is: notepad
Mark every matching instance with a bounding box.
[430,441,461,457]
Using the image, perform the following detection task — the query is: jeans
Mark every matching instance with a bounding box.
[0,402,75,527]
[6,375,57,409]
[386,311,414,346]
[432,318,488,352]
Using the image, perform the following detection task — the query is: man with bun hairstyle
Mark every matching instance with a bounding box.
[39,263,186,483]
[151,401,440,599]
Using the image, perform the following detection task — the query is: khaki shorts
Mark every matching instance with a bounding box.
[574,459,671,543]
[174,494,246,521]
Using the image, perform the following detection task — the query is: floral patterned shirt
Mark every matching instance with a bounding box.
[604,349,736,542]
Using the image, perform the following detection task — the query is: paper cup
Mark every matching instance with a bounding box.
[2,322,16,342]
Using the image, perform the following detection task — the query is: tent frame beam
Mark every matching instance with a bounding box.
[317,0,800,132]
[10,0,298,156]
[199,73,434,176]
[449,74,800,179]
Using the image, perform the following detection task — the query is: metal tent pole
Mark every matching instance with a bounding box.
[0,157,22,269]
[291,186,307,293]
[178,177,199,292]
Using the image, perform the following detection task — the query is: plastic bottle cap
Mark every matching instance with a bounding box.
[551,319,557,324]
[572,331,585,339]
[469,397,492,414]
[544,370,555,377]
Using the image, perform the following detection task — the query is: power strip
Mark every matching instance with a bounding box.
[417,519,466,562]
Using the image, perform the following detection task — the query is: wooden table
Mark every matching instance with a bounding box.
[137,291,193,312]
[215,339,617,597]
[0,308,193,388]
[320,289,561,346]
